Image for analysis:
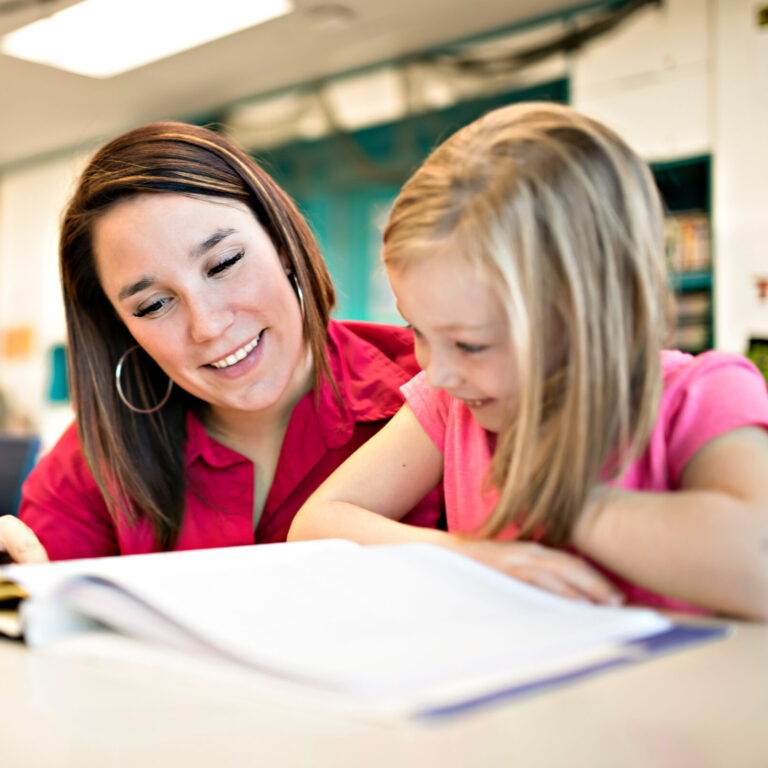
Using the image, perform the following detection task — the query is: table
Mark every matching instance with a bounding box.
[1,618,766,767]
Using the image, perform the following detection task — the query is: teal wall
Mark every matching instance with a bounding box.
[257,79,569,321]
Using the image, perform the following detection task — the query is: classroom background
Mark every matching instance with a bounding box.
[0,0,766,451]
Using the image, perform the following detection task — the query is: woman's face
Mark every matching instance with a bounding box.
[93,193,309,420]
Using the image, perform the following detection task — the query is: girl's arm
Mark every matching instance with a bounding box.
[289,404,624,605]
[573,425,768,620]
[289,404,450,545]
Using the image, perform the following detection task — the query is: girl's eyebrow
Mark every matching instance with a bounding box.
[437,321,497,331]
[117,228,237,301]
[396,305,498,333]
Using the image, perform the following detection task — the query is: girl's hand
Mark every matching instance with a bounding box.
[0,515,49,564]
[454,539,624,606]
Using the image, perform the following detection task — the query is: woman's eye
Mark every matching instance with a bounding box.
[208,250,244,277]
[133,298,170,318]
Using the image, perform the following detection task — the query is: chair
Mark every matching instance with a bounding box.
[0,435,40,517]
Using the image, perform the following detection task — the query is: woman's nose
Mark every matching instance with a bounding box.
[188,296,234,343]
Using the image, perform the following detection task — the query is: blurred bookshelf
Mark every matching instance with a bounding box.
[258,79,569,322]
[746,338,768,386]
[652,155,712,354]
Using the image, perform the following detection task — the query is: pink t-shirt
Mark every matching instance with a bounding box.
[402,350,768,612]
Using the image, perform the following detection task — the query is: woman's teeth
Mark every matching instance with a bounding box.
[210,334,261,369]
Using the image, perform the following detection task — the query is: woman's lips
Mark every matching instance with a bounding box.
[208,331,263,369]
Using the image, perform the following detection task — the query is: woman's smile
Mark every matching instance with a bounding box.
[208,331,264,369]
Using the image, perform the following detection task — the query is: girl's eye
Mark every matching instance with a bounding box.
[456,342,488,354]
[208,250,244,277]
[407,324,423,339]
[133,297,171,318]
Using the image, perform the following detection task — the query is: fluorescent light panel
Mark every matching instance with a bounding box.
[0,0,294,78]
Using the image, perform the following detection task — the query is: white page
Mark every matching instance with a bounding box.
[2,540,671,713]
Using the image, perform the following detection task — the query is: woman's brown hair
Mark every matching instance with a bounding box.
[60,122,335,549]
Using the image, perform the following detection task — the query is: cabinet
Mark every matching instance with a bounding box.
[651,156,713,353]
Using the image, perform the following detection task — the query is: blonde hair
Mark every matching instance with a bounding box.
[383,102,673,546]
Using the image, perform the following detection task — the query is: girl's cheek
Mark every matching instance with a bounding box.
[414,345,429,372]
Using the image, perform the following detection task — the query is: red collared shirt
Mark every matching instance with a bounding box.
[19,320,442,560]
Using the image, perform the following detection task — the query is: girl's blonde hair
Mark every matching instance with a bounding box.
[383,102,674,546]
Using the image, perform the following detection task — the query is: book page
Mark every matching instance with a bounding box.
[2,540,671,712]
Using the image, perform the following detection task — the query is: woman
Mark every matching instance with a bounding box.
[0,122,442,562]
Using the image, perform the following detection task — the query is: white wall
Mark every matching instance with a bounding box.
[711,0,768,351]
[572,0,711,160]
[0,0,766,446]
[573,0,768,353]
[0,150,89,446]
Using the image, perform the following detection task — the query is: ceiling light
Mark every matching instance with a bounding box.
[0,0,294,78]
[304,3,355,30]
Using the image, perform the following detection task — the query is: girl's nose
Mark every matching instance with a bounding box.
[188,297,234,344]
[425,352,461,391]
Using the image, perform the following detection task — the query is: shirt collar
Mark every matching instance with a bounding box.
[185,410,247,469]
[316,319,415,447]
[186,319,414,463]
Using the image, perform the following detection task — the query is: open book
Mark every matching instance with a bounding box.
[0,540,724,717]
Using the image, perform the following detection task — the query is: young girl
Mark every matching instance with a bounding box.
[288,102,768,620]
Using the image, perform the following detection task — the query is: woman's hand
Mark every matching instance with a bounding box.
[454,538,624,606]
[0,515,49,564]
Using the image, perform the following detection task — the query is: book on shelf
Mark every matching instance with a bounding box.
[747,338,768,385]
[665,211,711,273]
[0,540,725,717]
[675,290,711,320]
[672,289,712,352]
[671,325,711,354]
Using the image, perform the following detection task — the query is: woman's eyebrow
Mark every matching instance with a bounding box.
[192,228,236,260]
[118,277,154,301]
[117,228,238,301]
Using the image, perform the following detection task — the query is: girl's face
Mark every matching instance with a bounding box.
[93,193,309,421]
[388,248,517,433]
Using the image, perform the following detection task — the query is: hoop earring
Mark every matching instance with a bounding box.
[115,345,173,414]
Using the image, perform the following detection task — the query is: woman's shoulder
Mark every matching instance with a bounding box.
[323,319,420,422]
[19,420,107,527]
[24,420,95,490]
[328,319,418,374]
[19,420,122,559]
